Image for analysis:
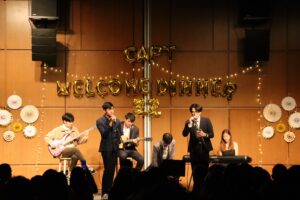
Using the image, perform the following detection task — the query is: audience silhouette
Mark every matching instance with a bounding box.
[1,162,300,200]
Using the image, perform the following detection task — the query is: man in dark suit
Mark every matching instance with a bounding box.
[182,103,214,190]
[119,112,144,171]
[96,102,122,199]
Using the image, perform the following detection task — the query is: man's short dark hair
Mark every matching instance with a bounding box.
[189,103,203,113]
[162,133,173,145]
[125,112,136,122]
[62,113,74,122]
[102,102,114,110]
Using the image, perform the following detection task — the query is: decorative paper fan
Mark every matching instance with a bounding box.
[262,126,275,139]
[20,105,39,124]
[283,131,296,143]
[23,125,37,138]
[0,109,13,126]
[263,104,282,122]
[281,96,296,111]
[7,94,22,110]
[275,122,286,133]
[12,122,23,132]
[3,130,15,142]
[288,112,300,129]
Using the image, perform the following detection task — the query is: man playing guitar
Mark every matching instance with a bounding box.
[119,112,144,171]
[45,112,93,173]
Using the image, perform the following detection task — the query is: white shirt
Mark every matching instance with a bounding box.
[123,126,130,138]
[162,146,169,160]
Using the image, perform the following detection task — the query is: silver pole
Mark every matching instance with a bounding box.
[143,0,152,169]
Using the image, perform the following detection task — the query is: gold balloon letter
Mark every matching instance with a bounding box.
[179,80,192,96]
[223,81,237,101]
[125,79,139,96]
[96,79,108,98]
[149,45,162,65]
[133,98,146,115]
[157,79,168,96]
[56,81,70,96]
[147,98,161,117]
[211,79,223,97]
[139,78,150,95]
[136,46,149,63]
[169,79,177,97]
[73,80,84,98]
[108,78,122,96]
[124,46,137,64]
[195,79,209,98]
[85,79,95,97]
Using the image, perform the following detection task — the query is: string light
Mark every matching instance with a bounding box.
[252,61,264,167]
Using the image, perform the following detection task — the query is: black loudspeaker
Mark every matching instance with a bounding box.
[238,0,270,26]
[32,28,57,66]
[244,29,270,63]
[31,0,57,17]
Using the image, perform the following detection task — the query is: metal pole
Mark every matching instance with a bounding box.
[143,0,152,168]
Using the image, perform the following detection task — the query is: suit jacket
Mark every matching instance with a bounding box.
[182,116,214,153]
[120,122,139,150]
[96,115,122,152]
[152,139,175,167]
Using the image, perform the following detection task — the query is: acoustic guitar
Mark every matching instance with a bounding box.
[119,135,152,149]
[48,125,96,157]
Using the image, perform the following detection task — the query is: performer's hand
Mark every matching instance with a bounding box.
[109,115,117,126]
[110,115,117,122]
[133,138,139,144]
[196,129,207,138]
[50,141,57,148]
[189,116,195,124]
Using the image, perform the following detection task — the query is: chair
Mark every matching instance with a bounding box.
[58,157,71,175]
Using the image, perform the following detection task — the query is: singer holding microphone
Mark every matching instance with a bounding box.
[182,103,214,192]
[96,101,122,200]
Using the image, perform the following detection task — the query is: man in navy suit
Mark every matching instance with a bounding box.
[182,103,214,190]
[96,102,122,199]
[119,112,144,171]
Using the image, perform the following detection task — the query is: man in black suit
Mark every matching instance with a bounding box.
[96,102,122,199]
[119,112,144,171]
[182,103,214,190]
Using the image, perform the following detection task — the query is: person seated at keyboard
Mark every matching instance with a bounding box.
[217,129,238,156]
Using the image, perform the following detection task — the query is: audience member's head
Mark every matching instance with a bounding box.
[0,163,12,184]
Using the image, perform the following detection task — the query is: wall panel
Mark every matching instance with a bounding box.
[0,1,4,49]
[6,0,31,49]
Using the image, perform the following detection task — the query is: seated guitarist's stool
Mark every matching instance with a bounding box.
[58,157,71,175]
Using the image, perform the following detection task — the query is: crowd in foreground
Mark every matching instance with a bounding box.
[1,161,300,200]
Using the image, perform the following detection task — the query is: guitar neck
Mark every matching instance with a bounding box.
[62,125,95,145]
[123,137,151,144]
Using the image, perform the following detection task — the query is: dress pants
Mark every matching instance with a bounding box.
[101,151,118,194]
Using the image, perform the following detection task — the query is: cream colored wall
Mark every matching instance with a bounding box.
[0,0,300,190]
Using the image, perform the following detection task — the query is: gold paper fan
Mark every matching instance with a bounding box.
[12,122,23,132]
[275,122,286,133]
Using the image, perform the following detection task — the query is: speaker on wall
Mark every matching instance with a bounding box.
[30,0,59,66]
[31,0,58,18]
[244,29,270,64]
[238,0,270,26]
[32,28,57,66]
